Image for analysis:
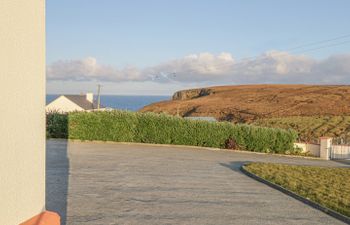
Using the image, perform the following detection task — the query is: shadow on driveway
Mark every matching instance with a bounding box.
[46,140,69,225]
[332,159,350,166]
[219,161,252,172]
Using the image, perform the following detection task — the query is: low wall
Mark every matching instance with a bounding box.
[294,143,320,157]
[296,138,350,160]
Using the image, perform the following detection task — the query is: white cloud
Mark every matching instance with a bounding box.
[47,51,350,84]
[47,57,146,82]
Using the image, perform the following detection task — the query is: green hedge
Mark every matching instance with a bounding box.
[46,112,68,138]
[47,111,298,153]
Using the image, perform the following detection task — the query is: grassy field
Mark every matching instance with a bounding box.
[141,85,350,123]
[244,163,350,217]
[252,116,350,143]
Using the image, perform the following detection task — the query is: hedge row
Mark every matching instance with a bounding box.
[46,112,68,138]
[46,111,298,153]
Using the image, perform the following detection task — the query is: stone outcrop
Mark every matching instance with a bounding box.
[172,88,213,100]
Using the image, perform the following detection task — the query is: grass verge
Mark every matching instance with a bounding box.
[244,163,350,217]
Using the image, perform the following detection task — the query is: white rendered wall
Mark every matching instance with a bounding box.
[86,93,93,103]
[306,144,321,157]
[46,96,84,113]
[294,143,320,157]
[0,0,46,224]
[320,137,332,160]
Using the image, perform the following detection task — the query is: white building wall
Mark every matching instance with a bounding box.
[0,0,46,224]
[86,93,93,103]
[294,143,320,157]
[306,144,321,157]
[46,96,84,113]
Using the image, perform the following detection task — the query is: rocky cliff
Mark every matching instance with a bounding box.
[172,88,213,100]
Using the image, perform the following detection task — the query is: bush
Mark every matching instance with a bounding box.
[225,138,238,150]
[46,110,298,153]
[46,111,68,138]
[68,111,138,142]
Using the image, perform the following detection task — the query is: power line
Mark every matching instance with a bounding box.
[238,34,350,62]
[149,34,350,78]
[291,40,350,54]
[237,34,350,62]
[231,39,350,72]
[286,34,350,52]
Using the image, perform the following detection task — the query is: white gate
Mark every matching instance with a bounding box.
[331,145,350,160]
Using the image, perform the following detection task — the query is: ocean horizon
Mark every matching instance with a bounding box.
[46,95,170,111]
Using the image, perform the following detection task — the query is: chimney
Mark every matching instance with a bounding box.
[86,93,93,103]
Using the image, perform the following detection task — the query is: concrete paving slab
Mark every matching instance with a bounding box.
[46,140,349,225]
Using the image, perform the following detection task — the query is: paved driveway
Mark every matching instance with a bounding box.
[46,140,349,225]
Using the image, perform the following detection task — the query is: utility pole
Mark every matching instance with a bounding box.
[97,84,101,110]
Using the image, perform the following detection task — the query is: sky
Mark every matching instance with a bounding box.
[46,0,350,95]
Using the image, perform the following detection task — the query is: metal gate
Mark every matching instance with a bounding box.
[330,144,350,160]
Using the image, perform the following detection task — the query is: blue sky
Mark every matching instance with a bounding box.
[46,0,350,95]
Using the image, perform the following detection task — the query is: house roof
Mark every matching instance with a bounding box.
[63,95,102,110]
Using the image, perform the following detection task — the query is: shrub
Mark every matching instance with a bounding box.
[225,138,238,150]
[46,110,298,153]
[46,111,68,138]
[68,111,137,142]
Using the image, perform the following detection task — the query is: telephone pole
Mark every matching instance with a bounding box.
[97,84,101,110]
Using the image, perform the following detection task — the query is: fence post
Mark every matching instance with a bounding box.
[320,137,332,160]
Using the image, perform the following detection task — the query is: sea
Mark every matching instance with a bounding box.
[46,95,171,111]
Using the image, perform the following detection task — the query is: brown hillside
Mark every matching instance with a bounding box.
[140,84,350,122]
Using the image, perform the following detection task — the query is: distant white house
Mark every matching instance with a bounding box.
[46,93,105,113]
